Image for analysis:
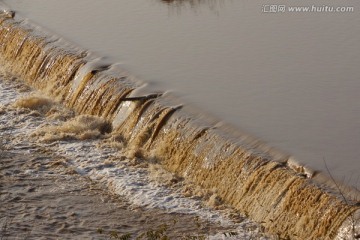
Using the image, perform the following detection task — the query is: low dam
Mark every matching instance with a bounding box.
[0,1,359,239]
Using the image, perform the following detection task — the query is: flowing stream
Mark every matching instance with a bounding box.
[0,0,360,239]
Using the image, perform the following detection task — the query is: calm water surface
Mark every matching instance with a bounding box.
[2,0,360,187]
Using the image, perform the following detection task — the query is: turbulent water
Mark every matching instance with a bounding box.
[0,1,360,239]
[2,0,360,188]
[0,76,270,239]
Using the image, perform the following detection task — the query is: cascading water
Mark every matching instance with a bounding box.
[0,11,359,240]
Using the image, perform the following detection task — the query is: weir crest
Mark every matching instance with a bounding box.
[0,12,359,239]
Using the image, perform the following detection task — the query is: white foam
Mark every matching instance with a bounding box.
[0,79,269,239]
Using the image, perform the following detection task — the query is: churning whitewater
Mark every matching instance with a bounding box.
[0,3,359,240]
[0,75,271,239]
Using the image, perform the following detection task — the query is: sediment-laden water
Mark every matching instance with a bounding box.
[0,77,269,239]
[0,1,359,239]
[2,0,360,188]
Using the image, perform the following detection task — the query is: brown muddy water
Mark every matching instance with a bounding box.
[2,0,359,188]
[0,150,232,239]
[0,78,269,239]
[0,0,360,239]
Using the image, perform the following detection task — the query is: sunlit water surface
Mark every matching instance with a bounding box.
[2,0,360,187]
